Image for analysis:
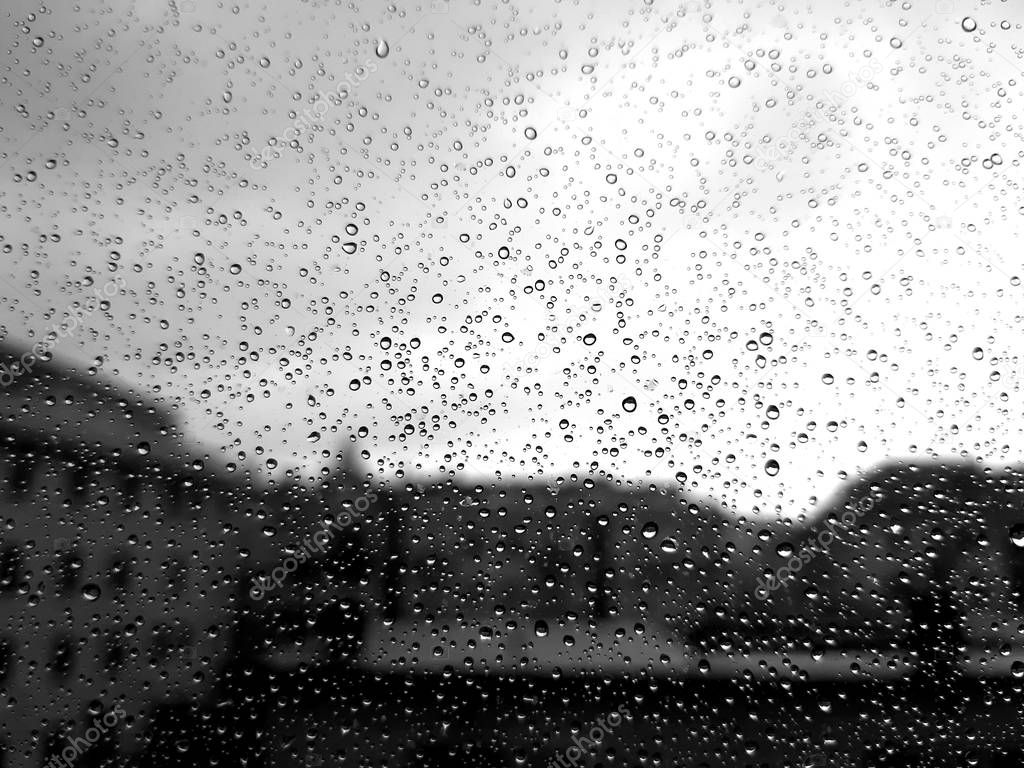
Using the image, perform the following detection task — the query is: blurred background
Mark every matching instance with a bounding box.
[3,0,1024,765]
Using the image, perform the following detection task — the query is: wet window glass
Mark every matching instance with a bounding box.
[1,2,1022,766]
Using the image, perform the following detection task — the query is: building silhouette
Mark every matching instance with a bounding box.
[4,341,1024,766]
[0,343,267,768]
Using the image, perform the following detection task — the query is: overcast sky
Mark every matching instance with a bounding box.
[1,0,1021,517]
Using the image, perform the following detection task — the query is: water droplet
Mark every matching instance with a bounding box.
[776,542,794,557]
[641,522,659,539]
[524,126,537,140]
[82,583,101,601]
[375,39,389,58]
[621,396,637,413]
[961,17,977,32]
[534,620,548,637]
[258,56,270,68]
[765,459,780,476]
[1011,525,1024,548]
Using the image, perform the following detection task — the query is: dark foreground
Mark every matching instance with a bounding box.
[137,659,1024,768]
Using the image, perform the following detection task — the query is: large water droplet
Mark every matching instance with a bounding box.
[82,583,101,601]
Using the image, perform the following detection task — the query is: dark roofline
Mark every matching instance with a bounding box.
[0,338,177,429]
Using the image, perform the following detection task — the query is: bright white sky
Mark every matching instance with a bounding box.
[1,0,1021,518]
